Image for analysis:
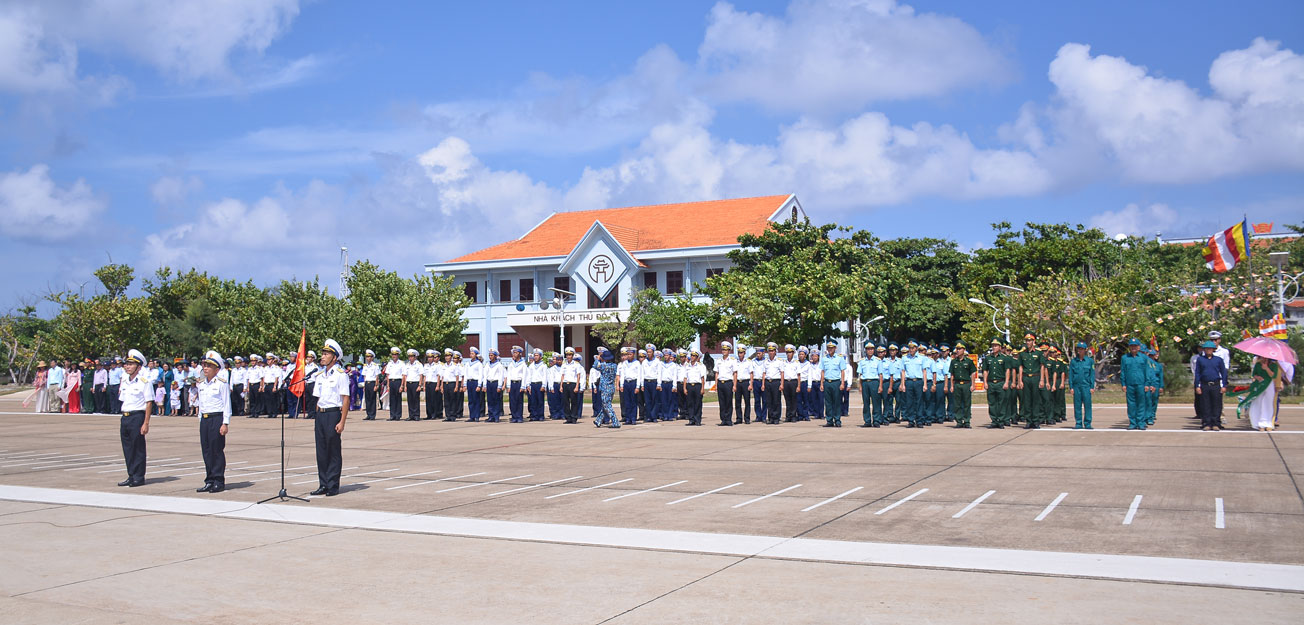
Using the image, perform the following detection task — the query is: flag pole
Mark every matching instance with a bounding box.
[259,322,309,504]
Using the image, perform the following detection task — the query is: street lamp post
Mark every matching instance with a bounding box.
[1268,251,1302,317]
[853,315,885,359]
[969,284,1024,344]
[549,287,576,351]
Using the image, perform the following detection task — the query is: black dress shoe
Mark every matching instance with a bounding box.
[196,484,213,493]
[128,480,144,487]
[117,479,133,487]
[325,489,339,496]
[310,487,328,496]
[209,485,224,493]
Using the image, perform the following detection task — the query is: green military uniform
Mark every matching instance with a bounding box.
[1049,349,1067,423]
[950,343,976,428]
[1016,337,1046,428]
[1120,340,1149,429]
[983,342,1010,428]
[1068,343,1095,429]
[1036,341,1054,424]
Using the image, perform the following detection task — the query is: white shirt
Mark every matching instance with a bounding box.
[313,364,350,409]
[229,367,245,385]
[561,361,583,384]
[403,359,422,382]
[118,373,152,412]
[764,356,783,380]
[683,362,708,384]
[783,358,803,381]
[1214,345,1231,373]
[197,373,233,424]
[466,359,485,382]
[422,361,440,384]
[641,359,661,381]
[617,360,639,384]
[483,360,506,386]
[546,364,563,386]
[717,356,737,383]
[659,361,679,384]
[443,363,465,385]
[383,358,403,381]
[506,358,526,381]
[304,362,320,383]
[589,366,601,386]
[362,361,381,382]
[528,361,548,384]
[262,365,281,385]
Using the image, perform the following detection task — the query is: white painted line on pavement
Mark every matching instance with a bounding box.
[96,458,185,473]
[0,452,63,460]
[489,475,582,496]
[1,453,91,467]
[3,485,1303,593]
[604,480,687,502]
[354,470,442,486]
[1124,495,1143,525]
[438,474,534,494]
[223,465,314,479]
[29,455,120,469]
[1215,498,1225,529]
[1035,492,1069,522]
[284,468,357,485]
[732,484,802,509]
[875,488,928,515]
[387,472,486,491]
[148,461,236,475]
[545,478,633,500]
[345,468,400,478]
[952,490,996,519]
[666,482,742,506]
[801,487,863,512]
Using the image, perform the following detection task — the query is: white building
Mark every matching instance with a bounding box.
[426,194,807,356]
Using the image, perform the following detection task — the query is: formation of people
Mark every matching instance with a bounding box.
[50,327,1289,498]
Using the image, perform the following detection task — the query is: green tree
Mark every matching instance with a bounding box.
[93,264,136,300]
[963,222,1131,291]
[701,221,894,347]
[341,260,470,354]
[878,237,967,343]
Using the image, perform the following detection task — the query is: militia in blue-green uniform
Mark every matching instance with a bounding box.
[1120,339,1150,430]
[949,342,976,428]
[1069,342,1095,429]
[1145,348,1164,426]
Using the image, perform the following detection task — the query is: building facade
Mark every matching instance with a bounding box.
[426,195,807,356]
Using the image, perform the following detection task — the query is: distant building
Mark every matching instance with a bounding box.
[426,195,809,356]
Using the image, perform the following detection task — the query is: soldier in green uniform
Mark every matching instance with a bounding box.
[1120,339,1149,430]
[1036,339,1055,425]
[983,339,1010,428]
[981,339,1000,426]
[1146,347,1165,427]
[1016,334,1047,429]
[949,342,976,428]
[1049,346,1067,424]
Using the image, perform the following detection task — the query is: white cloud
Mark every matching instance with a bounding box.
[0,0,304,100]
[1088,203,1179,238]
[150,175,203,206]
[422,45,708,155]
[0,164,105,243]
[1032,39,1304,183]
[697,0,1011,112]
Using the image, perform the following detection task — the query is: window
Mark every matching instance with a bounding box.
[463,281,478,304]
[588,285,619,309]
[553,276,572,296]
[643,272,657,291]
[666,271,684,294]
[706,268,724,280]
[497,333,524,355]
[499,280,511,303]
[519,278,534,302]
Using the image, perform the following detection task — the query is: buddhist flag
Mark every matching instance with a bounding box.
[1259,314,1288,340]
[1202,220,1251,273]
[289,326,307,398]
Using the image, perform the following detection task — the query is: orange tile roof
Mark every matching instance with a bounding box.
[445,195,791,263]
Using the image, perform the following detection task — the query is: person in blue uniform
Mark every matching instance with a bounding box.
[820,342,848,427]
[1193,340,1228,431]
[900,341,927,427]
[857,343,880,427]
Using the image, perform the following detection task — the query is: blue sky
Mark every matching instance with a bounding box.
[1,0,1301,314]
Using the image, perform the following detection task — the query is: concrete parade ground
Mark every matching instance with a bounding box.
[1,393,1302,624]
